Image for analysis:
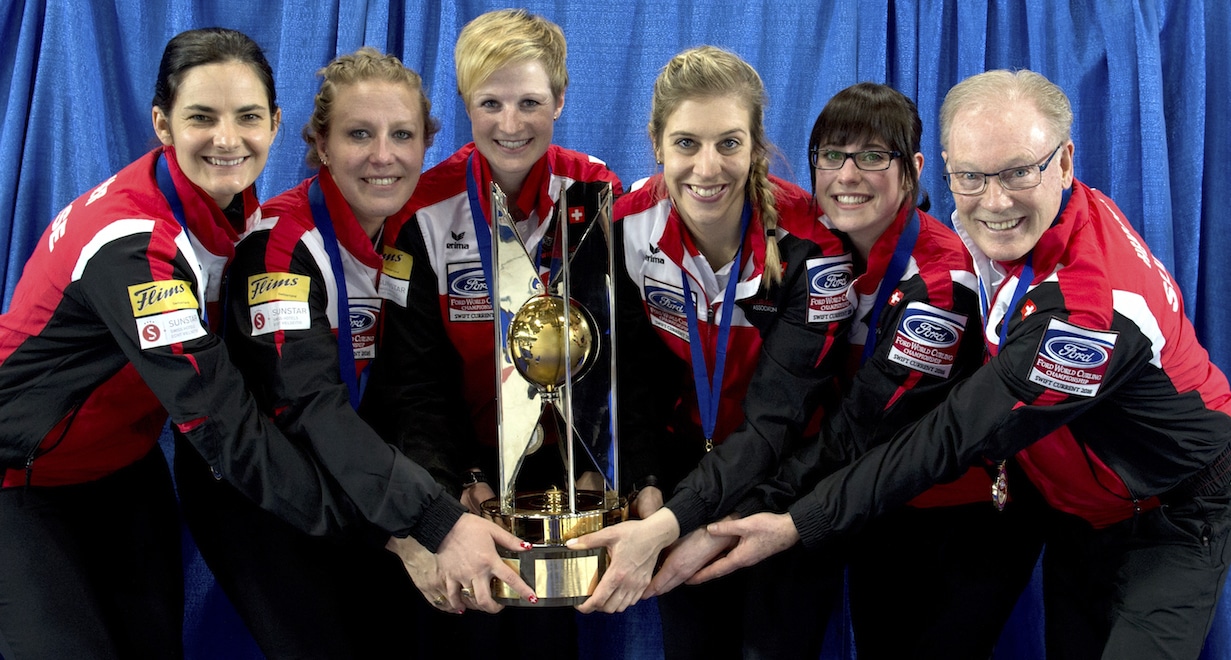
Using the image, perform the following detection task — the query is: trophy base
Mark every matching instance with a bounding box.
[481,489,625,607]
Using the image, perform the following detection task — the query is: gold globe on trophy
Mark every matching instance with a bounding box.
[507,296,593,392]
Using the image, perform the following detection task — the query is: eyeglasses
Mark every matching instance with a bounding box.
[809,148,902,171]
[944,143,1064,196]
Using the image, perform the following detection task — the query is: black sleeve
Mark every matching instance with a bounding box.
[223,230,466,549]
[358,218,479,496]
[787,293,1155,549]
[77,230,464,549]
[738,275,983,516]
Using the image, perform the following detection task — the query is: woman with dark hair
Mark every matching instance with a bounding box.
[0,29,530,659]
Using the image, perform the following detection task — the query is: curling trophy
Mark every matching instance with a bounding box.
[480,180,625,607]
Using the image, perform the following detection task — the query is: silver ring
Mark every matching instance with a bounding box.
[432,595,447,607]
[460,586,474,599]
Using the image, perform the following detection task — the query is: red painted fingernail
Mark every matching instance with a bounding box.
[528,595,539,604]
[520,541,533,549]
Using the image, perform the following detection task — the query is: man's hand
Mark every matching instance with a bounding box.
[434,513,537,613]
[645,514,738,597]
[566,507,680,614]
[688,512,799,585]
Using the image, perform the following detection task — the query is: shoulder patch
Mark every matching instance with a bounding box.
[1027,317,1117,397]
[128,280,206,349]
[886,302,968,378]
[247,272,310,304]
[806,255,854,323]
[644,276,689,341]
[247,272,311,336]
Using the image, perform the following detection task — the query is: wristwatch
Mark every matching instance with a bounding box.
[461,470,488,490]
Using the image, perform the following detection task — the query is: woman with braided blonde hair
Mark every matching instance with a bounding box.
[570,46,852,658]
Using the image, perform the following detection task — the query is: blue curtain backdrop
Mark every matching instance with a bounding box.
[2,1,1230,658]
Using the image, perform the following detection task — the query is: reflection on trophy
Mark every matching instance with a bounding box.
[481,180,625,607]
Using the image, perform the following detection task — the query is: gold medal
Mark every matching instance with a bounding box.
[992,460,1009,511]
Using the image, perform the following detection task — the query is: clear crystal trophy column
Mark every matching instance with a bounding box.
[481,180,625,607]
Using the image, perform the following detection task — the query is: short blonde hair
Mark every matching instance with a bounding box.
[454,9,568,106]
[649,46,785,287]
[302,47,438,168]
[939,69,1072,149]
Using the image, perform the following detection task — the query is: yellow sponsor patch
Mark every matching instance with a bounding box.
[128,280,198,317]
[247,272,310,304]
[381,247,412,280]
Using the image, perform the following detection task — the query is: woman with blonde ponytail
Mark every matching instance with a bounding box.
[569,46,853,658]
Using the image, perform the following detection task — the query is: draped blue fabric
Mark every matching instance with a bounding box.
[3,1,1230,658]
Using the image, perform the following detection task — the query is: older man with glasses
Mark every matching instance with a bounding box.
[697,69,1231,660]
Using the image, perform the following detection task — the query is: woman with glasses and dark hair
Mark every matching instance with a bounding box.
[732,81,1044,659]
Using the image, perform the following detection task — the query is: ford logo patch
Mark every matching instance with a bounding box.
[448,268,488,296]
[810,265,850,294]
[349,309,377,332]
[647,289,685,314]
[1043,336,1109,367]
[902,315,960,347]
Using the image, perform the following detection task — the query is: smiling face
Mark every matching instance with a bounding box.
[657,95,753,249]
[317,80,426,236]
[466,59,563,195]
[152,60,279,207]
[813,140,921,257]
[944,103,1073,262]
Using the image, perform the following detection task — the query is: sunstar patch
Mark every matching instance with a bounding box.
[806,255,854,323]
[247,272,311,336]
[1028,317,1117,397]
[128,280,207,349]
[348,298,381,360]
[446,261,493,321]
[887,302,967,378]
[379,247,412,304]
[644,276,690,341]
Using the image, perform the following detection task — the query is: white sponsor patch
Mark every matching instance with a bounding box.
[135,308,207,349]
[250,300,311,336]
[886,302,967,378]
[806,255,854,323]
[644,277,690,341]
[1027,317,1117,397]
[348,298,381,360]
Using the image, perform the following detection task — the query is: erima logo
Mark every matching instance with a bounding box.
[447,230,469,250]
[645,243,665,264]
[1042,336,1109,368]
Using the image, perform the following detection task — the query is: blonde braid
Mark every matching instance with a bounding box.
[749,156,783,287]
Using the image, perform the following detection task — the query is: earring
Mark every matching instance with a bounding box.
[321,155,329,167]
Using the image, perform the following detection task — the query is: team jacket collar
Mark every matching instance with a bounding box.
[315,167,393,270]
[158,145,259,257]
[835,203,913,297]
[643,173,766,300]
